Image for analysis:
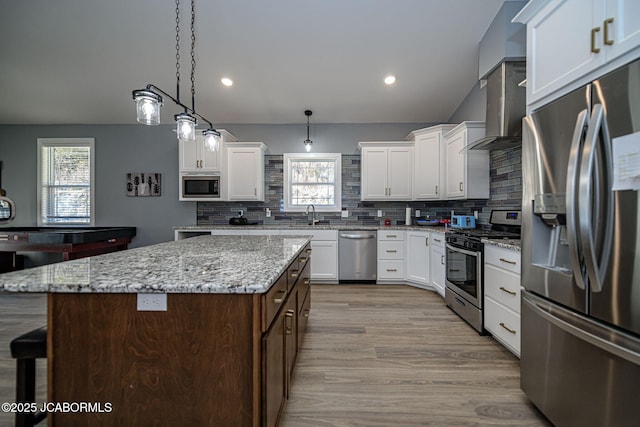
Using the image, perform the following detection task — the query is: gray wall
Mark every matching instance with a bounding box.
[448,81,486,123]
[0,122,431,249]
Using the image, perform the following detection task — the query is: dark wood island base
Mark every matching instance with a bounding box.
[47,243,311,427]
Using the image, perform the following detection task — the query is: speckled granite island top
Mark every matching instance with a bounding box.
[0,234,310,294]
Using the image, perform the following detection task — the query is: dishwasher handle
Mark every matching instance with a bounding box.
[339,233,376,239]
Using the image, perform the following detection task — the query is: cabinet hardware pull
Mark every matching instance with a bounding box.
[254,188,257,196]
[304,310,310,318]
[459,182,463,192]
[426,237,429,246]
[441,255,445,265]
[305,248,312,253]
[433,238,442,243]
[499,286,517,296]
[273,289,287,304]
[499,322,516,334]
[387,234,397,238]
[303,279,310,285]
[285,310,294,334]
[386,268,398,272]
[435,185,438,195]
[499,258,517,265]
[299,257,308,264]
[290,270,299,278]
[604,17,614,45]
[591,27,601,53]
[449,269,460,272]
[386,250,397,253]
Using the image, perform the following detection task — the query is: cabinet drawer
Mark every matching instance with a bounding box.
[484,245,521,274]
[484,265,521,314]
[378,230,404,241]
[378,259,404,279]
[378,241,404,259]
[263,273,288,332]
[485,297,520,357]
[429,232,445,247]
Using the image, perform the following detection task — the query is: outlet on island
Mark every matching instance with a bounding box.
[137,293,167,311]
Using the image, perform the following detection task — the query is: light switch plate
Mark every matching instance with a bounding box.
[377,210,383,217]
[341,209,348,218]
[137,293,167,311]
[415,209,421,217]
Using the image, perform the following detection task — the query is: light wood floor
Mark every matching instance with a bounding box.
[0,286,550,427]
[280,285,549,427]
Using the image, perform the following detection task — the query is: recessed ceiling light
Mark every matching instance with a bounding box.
[384,75,396,85]
[221,77,233,87]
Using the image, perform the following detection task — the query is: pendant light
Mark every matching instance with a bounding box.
[304,110,313,152]
[132,0,219,146]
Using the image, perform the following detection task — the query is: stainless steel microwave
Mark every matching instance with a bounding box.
[180,174,220,200]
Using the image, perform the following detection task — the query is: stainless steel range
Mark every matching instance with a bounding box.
[445,210,521,333]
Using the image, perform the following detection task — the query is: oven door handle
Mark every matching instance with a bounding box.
[446,244,480,258]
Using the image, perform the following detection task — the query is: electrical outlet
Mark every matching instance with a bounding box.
[265,208,271,217]
[341,209,348,218]
[137,293,167,311]
[377,210,383,217]
[415,209,421,217]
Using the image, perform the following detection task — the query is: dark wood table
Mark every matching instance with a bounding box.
[0,227,136,272]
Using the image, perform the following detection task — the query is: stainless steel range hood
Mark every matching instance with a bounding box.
[469,61,526,150]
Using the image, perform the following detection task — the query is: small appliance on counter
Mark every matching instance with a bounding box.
[228,212,257,226]
[450,215,476,229]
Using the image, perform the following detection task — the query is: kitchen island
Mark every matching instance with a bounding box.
[0,234,312,427]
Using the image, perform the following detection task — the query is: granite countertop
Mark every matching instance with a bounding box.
[481,238,521,251]
[175,224,450,233]
[0,235,310,294]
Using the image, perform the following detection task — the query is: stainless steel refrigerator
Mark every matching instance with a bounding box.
[521,58,640,426]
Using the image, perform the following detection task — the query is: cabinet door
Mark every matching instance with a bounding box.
[310,240,338,282]
[263,313,286,427]
[361,148,388,200]
[199,138,222,172]
[605,0,640,61]
[430,243,446,298]
[387,147,413,200]
[227,148,261,200]
[284,296,297,395]
[179,138,200,172]
[406,231,429,285]
[445,130,466,198]
[414,133,442,200]
[526,0,606,105]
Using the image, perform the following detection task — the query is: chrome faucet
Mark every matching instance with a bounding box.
[305,204,319,225]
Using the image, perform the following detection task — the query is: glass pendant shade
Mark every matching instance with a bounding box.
[175,113,197,141]
[304,139,312,152]
[203,129,221,151]
[133,89,163,125]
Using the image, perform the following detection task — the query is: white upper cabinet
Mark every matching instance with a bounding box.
[444,122,489,200]
[227,142,266,201]
[515,0,640,108]
[359,142,414,201]
[408,125,456,201]
[179,129,236,173]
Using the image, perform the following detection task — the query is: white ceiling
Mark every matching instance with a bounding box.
[0,0,505,125]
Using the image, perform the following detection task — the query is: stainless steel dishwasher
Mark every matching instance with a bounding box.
[338,230,377,282]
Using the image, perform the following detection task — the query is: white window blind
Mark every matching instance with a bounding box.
[37,138,95,226]
[283,153,341,212]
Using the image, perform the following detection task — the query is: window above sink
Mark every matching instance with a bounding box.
[283,153,342,212]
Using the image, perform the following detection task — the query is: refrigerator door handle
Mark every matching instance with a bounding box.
[523,293,640,366]
[578,104,614,293]
[566,109,590,290]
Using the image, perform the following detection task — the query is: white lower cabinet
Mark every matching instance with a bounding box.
[429,232,446,298]
[406,231,430,287]
[483,244,522,357]
[377,230,405,282]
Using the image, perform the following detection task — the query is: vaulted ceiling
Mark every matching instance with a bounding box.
[0,0,505,125]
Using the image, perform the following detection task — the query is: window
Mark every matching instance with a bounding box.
[283,153,341,212]
[37,138,95,226]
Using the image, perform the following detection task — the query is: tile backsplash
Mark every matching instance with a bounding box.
[197,146,522,227]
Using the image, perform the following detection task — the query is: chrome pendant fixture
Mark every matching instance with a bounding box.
[304,110,313,152]
[132,0,219,146]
